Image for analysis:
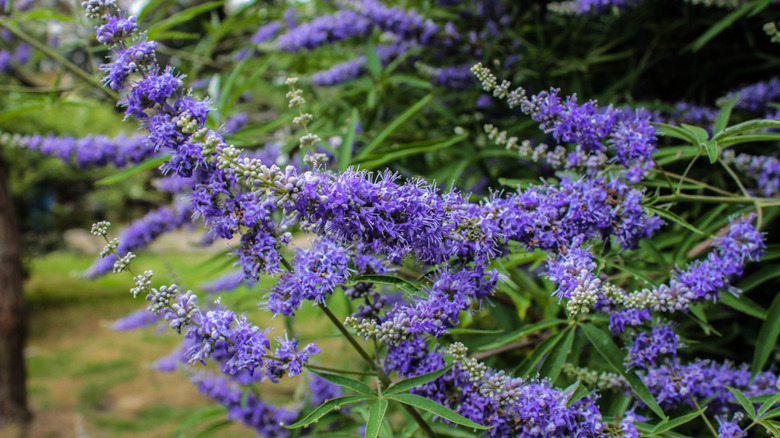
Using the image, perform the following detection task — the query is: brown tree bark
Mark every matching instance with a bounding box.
[0,149,31,426]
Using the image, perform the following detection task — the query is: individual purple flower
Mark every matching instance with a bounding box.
[95,12,137,45]
[272,333,321,378]
[625,324,681,370]
[221,314,273,376]
[101,39,158,90]
[620,407,646,438]
[717,414,746,438]
[122,66,184,119]
[0,51,11,73]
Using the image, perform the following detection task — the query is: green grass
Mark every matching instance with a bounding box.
[21,246,363,437]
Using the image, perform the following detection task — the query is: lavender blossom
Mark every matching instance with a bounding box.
[385,339,604,437]
[722,149,780,197]
[110,308,161,331]
[311,43,408,86]
[724,77,780,114]
[3,132,155,169]
[642,359,777,413]
[200,269,255,293]
[625,324,681,370]
[264,238,351,316]
[251,21,282,44]
[190,373,298,437]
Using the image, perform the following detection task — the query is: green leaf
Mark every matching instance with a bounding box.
[357,135,466,170]
[387,394,490,429]
[539,326,575,383]
[95,155,168,186]
[645,206,704,235]
[365,42,381,80]
[478,319,566,351]
[681,123,717,163]
[386,365,451,395]
[364,398,388,438]
[285,396,370,429]
[653,122,698,144]
[752,292,780,376]
[686,0,770,52]
[217,54,250,111]
[514,328,569,377]
[651,407,706,434]
[713,119,780,141]
[447,328,504,335]
[727,386,757,419]
[388,74,433,89]
[564,381,591,407]
[719,292,766,320]
[758,392,780,418]
[718,133,780,147]
[635,422,694,438]
[354,94,433,161]
[345,274,418,295]
[193,419,233,437]
[429,423,482,437]
[738,265,780,294]
[19,9,74,22]
[714,95,739,134]
[147,1,224,40]
[309,371,375,396]
[228,114,295,146]
[581,324,665,418]
[339,109,360,172]
[761,407,780,419]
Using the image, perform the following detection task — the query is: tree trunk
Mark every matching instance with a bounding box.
[0,149,31,426]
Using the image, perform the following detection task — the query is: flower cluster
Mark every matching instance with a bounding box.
[265,238,352,316]
[549,215,765,320]
[2,132,155,169]
[78,1,779,436]
[625,324,681,370]
[190,372,298,437]
[642,358,777,413]
[472,63,657,182]
[385,339,605,437]
[722,149,780,197]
